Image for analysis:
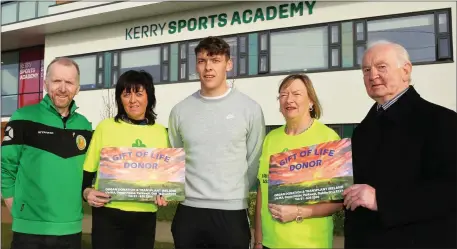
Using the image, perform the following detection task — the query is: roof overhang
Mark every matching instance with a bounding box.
[2,1,234,51]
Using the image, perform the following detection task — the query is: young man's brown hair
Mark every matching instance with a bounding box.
[194,36,231,60]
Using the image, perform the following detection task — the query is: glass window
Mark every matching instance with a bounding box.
[170,43,179,81]
[120,47,161,83]
[438,13,448,33]
[180,63,186,79]
[19,93,40,108]
[367,14,435,63]
[260,55,268,72]
[97,72,103,84]
[163,46,169,61]
[180,44,187,59]
[188,42,199,80]
[1,95,18,117]
[331,25,339,43]
[2,3,17,24]
[239,57,246,75]
[112,70,118,86]
[341,22,354,68]
[19,1,37,21]
[248,33,259,75]
[97,54,103,69]
[224,37,238,78]
[260,34,268,51]
[356,45,365,66]
[356,22,365,41]
[72,55,97,90]
[38,1,55,17]
[1,52,20,95]
[331,48,339,67]
[239,36,247,53]
[113,53,118,67]
[270,26,328,73]
[103,52,112,87]
[162,65,169,81]
[438,38,451,58]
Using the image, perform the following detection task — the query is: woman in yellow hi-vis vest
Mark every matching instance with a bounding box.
[254,74,343,248]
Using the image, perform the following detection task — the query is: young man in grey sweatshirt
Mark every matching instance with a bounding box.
[168,36,266,248]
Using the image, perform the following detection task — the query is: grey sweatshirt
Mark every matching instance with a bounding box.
[168,87,265,210]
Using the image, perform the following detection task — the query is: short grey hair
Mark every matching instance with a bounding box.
[45,57,80,82]
[363,40,412,83]
[364,40,411,67]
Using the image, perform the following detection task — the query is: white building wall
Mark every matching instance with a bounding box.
[44,1,457,128]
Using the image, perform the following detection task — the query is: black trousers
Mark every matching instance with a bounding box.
[171,203,251,249]
[91,206,157,249]
[11,231,81,249]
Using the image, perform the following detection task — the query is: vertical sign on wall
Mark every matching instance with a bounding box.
[18,47,44,108]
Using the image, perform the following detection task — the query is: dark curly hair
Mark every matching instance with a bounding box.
[194,36,231,60]
[114,70,157,125]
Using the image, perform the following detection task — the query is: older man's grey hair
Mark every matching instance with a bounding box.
[45,57,81,83]
[364,40,411,67]
[364,40,412,83]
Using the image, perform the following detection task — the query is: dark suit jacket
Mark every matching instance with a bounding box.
[344,86,456,248]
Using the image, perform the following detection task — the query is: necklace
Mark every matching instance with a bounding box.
[285,118,314,135]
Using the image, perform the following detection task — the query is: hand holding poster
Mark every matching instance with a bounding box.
[97,147,185,202]
[268,138,353,205]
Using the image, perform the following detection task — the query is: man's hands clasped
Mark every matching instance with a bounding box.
[343,184,378,211]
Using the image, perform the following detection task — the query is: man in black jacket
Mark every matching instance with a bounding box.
[343,40,456,248]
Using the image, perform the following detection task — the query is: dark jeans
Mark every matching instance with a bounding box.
[91,206,157,249]
[171,203,251,249]
[11,231,81,249]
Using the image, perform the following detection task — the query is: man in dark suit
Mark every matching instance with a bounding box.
[342,40,456,248]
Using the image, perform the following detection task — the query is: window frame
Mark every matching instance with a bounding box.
[1,45,45,117]
[258,31,270,74]
[117,45,162,85]
[95,52,104,89]
[111,51,120,88]
[328,22,342,69]
[434,10,453,60]
[17,1,39,22]
[49,7,452,91]
[66,52,100,91]
[1,1,19,25]
[161,44,171,83]
[179,42,188,81]
[238,34,249,76]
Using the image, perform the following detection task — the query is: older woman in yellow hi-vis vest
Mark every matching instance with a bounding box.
[254,74,343,249]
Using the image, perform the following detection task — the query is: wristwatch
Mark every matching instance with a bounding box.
[295,205,303,223]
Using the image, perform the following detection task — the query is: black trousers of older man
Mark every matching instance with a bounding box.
[344,87,457,248]
[171,203,252,249]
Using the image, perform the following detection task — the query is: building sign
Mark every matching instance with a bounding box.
[125,1,316,40]
[19,48,43,93]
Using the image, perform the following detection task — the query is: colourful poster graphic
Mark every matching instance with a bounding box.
[97,147,185,202]
[268,138,353,205]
